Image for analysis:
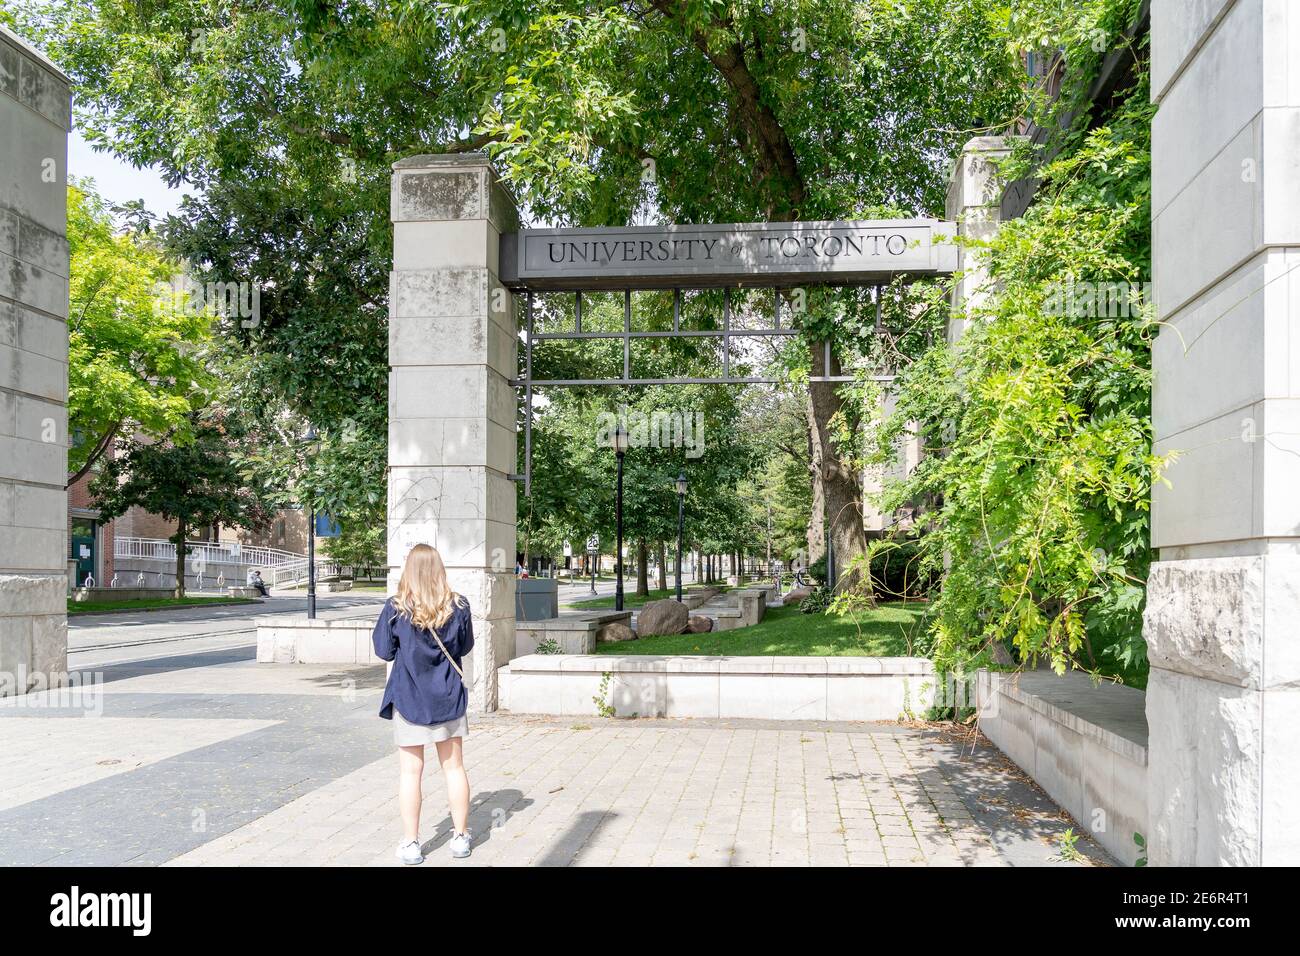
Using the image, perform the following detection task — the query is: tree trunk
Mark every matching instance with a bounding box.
[173,522,187,599]
[636,539,649,596]
[808,341,868,593]
[657,541,667,591]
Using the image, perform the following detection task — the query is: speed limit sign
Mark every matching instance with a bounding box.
[585,534,600,554]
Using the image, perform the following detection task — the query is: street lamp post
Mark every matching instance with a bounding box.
[301,425,320,620]
[614,424,628,612]
[675,471,688,603]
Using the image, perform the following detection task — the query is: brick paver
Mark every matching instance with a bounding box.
[0,651,1110,867]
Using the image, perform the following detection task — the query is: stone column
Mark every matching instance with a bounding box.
[945,136,1010,343]
[1146,0,1300,865]
[0,28,70,697]
[388,154,518,712]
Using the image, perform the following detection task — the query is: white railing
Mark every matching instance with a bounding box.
[268,559,346,588]
[114,536,306,569]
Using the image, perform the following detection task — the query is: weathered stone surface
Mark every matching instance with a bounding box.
[783,586,812,605]
[686,615,713,634]
[598,622,637,643]
[1145,555,1300,690]
[636,598,689,637]
[1146,667,1262,866]
[387,152,519,712]
[391,267,488,319]
[0,574,64,614]
[1,31,69,697]
[1144,557,1260,687]
[395,169,483,221]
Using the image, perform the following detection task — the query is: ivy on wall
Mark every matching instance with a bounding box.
[863,1,1162,686]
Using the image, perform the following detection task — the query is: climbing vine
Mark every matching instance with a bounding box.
[861,1,1163,685]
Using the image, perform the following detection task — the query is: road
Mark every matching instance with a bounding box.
[68,594,388,669]
[67,573,671,671]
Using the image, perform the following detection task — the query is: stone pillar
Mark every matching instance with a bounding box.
[0,28,70,697]
[1146,0,1300,865]
[387,154,518,712]
[945,136,1010,343]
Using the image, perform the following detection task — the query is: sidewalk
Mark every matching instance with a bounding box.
[0,649,1111,867]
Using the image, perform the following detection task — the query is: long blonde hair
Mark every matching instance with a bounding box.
[394,544,461,632]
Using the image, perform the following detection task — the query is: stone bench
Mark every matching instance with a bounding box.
[975,670,1148,866]
[713,608,743,631]
[226,586,262,598]
[498,654,935,721]
[514,610,634,656]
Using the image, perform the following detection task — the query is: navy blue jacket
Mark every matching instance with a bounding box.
[372,597,474,726]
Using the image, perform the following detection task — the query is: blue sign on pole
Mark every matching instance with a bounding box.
[314,514,342,538]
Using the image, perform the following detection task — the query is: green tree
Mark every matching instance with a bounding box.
[323,522,386,580]
[66,181,210,484]
[89,410,277,596]
[21,0,1022,579]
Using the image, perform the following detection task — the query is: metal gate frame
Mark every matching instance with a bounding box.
[509,285,892,495]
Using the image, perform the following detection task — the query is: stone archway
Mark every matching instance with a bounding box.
[386,153,959,712]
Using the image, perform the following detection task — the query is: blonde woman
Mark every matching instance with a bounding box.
[372,544,475,864]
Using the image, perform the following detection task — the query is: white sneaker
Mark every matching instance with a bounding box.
[396,839,424,865]
[449,829,472,859]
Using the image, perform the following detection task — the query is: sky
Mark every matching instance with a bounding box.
[68,129,191,219]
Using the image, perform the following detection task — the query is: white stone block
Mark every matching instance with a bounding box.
[1147,667,1262,865]
[0,525,63,571]
[391,267,488,319]
[1260,687,1300,864]
[0,249,69,318]
[0,102,68,233]
[388,466,516,528]
[1152,0,1237,102]
[0,573,64,614]
[388,309,516,374]
[664,671,720,718]
[1152,120,1261,317]
[393,219,496,271]
[1152,0,1262,191]
[719,673,827,721]
[389,364,514,430]
[441,569,515,620]
[386,515,515,572]
[0,338,66,404]
[507,670,564,715]
[392,165,486,222]
[1151,407,1254,548]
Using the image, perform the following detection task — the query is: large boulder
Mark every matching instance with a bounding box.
[687,615,713,634]
[637,598,689,636]
[599,622,637,643]
[782,586,813,606]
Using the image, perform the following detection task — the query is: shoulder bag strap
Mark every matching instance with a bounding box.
[391,605,466,680]
[427,626,465,680]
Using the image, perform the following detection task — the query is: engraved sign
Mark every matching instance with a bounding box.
[500,219,958,289]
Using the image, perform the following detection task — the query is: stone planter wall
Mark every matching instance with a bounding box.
[514,610,633,656]
[499,655,935,721]
[975,670,1148,866]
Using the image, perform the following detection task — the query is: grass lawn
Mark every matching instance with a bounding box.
[68,596,260,615]
[595,600,932,657]
[570,585,728,610]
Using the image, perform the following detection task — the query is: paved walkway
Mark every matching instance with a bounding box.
[0,645,1111,867]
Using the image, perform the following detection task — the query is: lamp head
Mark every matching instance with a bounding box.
[676,471,688,496]
[613,423,629,456]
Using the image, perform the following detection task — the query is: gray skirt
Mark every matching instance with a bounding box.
[393,708,469,747]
